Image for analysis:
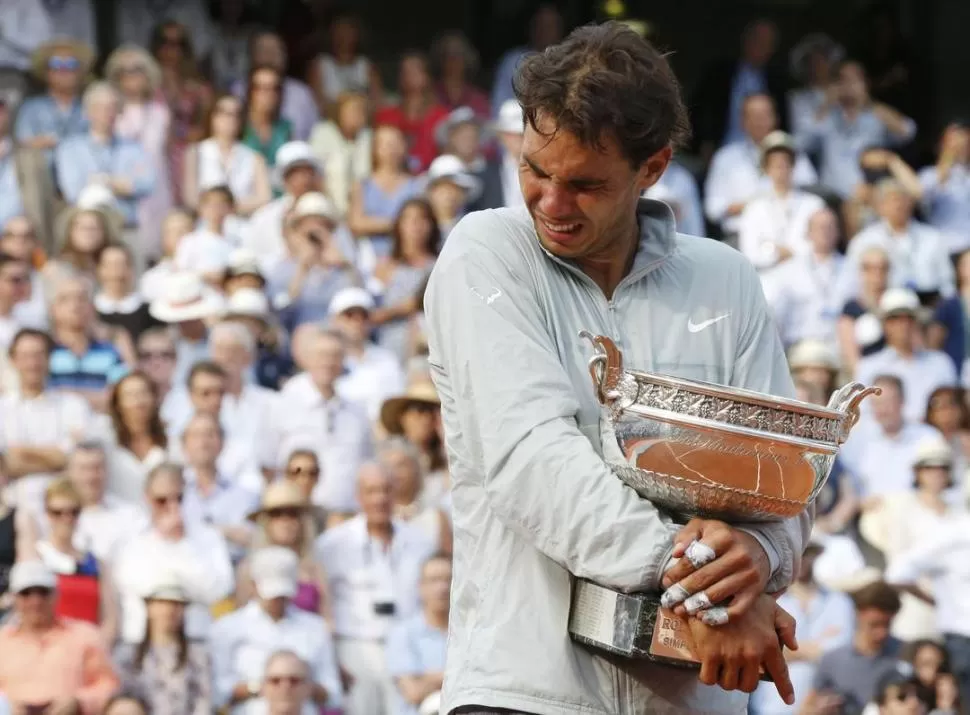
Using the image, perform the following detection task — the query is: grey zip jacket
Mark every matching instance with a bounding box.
[424,199,811,715]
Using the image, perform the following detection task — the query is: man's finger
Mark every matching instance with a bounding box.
[698,654,720,687]
[763,645,795,706]
[738,663,761,694]
[671,519,707,557]
[665,552,748,610]
[774,607,799,651]
[718,656,741,691]
[724,588,760,622]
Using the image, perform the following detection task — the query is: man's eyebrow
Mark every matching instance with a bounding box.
[522,155,607,187]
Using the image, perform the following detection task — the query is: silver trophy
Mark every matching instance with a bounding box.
[568,331,879,669]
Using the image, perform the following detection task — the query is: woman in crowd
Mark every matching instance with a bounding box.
[140,209,195,303]
[309,92,373,217]
[106,44,173,260]
[182,93,271,217]
[104,371,169,504]
[242,66,292,171]
[907,640,950,707]
[928,249,970,377]
[925,386,970,493]
[151,20,212,201]
[307,13,382,117]
[33,478,118,643]
[380,381,447,484]
[280,448,328,533]
[371,198,439,361]
[378,437,451,554]
[235,480,331,620]
[431,31,490,116]
[96,245,160,351]
[44,205,120,293]
[114,580,212,715]
[348,123,421,262]
[837,245,890,374]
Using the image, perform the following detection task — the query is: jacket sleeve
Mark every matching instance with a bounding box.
[424,217,679,594]
[730,256,813,594]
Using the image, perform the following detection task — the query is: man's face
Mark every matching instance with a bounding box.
[189,372,226,415]
[147,473,184,528]
[872,381,903,426]
[183,416,223,467]
[11,335,49,387]
[519,113,663,262]
[87,94,119,133]
[0,258,31,306]
[283,166,318,198]
[742,96,777,143]
[856,606,893,651]
[263,655,310,714]
[69,449,107,503]
[807,209,839,254]
[358,468,393,525]
[0,217,37,261]
[137,333,177,388]
[880,189,914,226]
[448,122,481,161]
[883,314,914,349]
[420,557,452,613]
[838,63,869,105]
[306,335,344,389]
[199,191,232,228]
[16,587,54,628]
[743,22,777,67]
[252,35,286,72]
[333,307,370,344]
[46,52,83,94]
[53,281,93,331]
[210,335,250,378]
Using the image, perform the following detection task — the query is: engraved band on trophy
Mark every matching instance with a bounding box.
[567,330,879,673]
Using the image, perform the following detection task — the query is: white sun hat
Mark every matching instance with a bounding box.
[149,272,227,324]
[493,99,524,135]
[425,154,482,204]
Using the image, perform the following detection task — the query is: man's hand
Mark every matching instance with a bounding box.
[687,594,797,702]
[660,519,771,623]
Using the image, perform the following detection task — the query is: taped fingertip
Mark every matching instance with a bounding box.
[684,591,713,614]
[698,606,729,626]
[660,584,689,609]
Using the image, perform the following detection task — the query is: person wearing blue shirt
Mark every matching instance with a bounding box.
[54,81,156,231]
[385,553,450,715]
[0,98,24,231]
[489,5,563,116]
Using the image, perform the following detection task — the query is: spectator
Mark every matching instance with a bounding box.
[422,154,481,239]
[118,1,215,61]
[113,463,234,645]
[115,566,215,715]
[0,217,47,326]
[906,640,950,707]
[386,552,451,715]
[257,650,315,715]
[374,53,449,173]
[642,159,705,238]
[348,124,422,262]
[0,560,119,715]
[933,671,962,714]
[15,38,91,155]
[923,386,970,486]
[0,99,26,232]
[44,203,120,295]
[135,327,179,403]
[309,92,373,218]
[236,480,329,618]
[435,107,487,174]
[316,463,436,715]
[378,438,451,554]
[380,383,446,479]
[843,146,925,240]
[788,33,844,142]
[788,340,840,400]
[307,13,382,117]
[278,449,329,533]
[210,545,343,714]
[183,93,272,217]
[330,287,406,422]
[431,31,489,117]
[173,183,236,284]
[221,287,294,390]
[242,66,293,172]
[104,371,169,502]
[473,99,525,211]
[926,250,970,375]
[839,246,891,373]
[0,253,39,350]
[95,245,161,347]
[919,122,970,257]
[703,93,817,239]
[0,328,92,516]
[106,44,174,261]
[0,3,52,72]
[370,199,439,362]
[140,209,195,303]
[870,673,925,715]
[804,581,906,714]
[855,289,957,424]
[489,4,563,114]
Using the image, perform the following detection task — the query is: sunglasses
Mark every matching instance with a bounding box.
[48,55,81,72]
[47,506,81,519]
[3,230,35,240]
[192,387,225,397]
[266,675,304,687]
[266,507,303,519]
[18,587,52,598]
[286,466,320,478]
[138,350,176,361]
[152,493,183,507]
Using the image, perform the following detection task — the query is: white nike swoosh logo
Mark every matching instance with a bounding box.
[687,313,731,333]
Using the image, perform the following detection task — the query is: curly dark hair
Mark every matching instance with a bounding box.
[512,21,691,167]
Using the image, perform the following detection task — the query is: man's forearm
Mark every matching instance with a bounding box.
[5,446,69,477]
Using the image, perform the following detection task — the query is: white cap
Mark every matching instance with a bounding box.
[225,287,270,319]
[274,142,322,181]
[251,546,299,600]
[291,192,338,225]
[788,339,839,371]
[494,99,525,135]
[141,569,190,603]
[227,248,264,279]
[9,560,57,593]
[913,436,954,468]
[435,105,483,148]
[329,286,376,316]
[426,154,482,203]
[879,288,920,317]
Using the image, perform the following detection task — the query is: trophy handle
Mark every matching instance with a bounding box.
[579,331,624,405]
[827,382,882,443]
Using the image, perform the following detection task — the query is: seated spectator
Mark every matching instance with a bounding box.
[855,289,957,424]
[933,671,962,714]
[277,449,329,533]
[55,82,157,261]
[923,386,970,489]
[113,463,234,645]
[140,209,195,303]
[906,640,950,708]
[183,93,272,217]
[348,124,423,262]
[114,574,213,715]
[242,66,293,173]
[95,245,161,349]
[330,287,406,422]
[0,560,119,714]
[839,246,891,373]
[435,107,488,174]
[308,13,382,117]
[48,276,129,411]
[173,183,236,285]
[309,92,373,218]
[919,122,970,257]
[789,340,840,401]
[869,673,925,715]
[375,53,449,173]
[371,200,439,362]
[210,546,343,714]
[423,154,481,239]
[380,382,447,480]
[44,203,120,295]
[843,146,925,240]
[802,582,906,714]
[0,99,25,231]
[0,328,92,516]
[0,253,41,350]
[316,463,436,715]
[104,371,169,503]
[135,327,178,403]
[0,217,48,328]
[236,480,329,618]
[378,438,451,554]
[255,650,315,715]
[473,99,526,212]
[803,60,917,199]
[221,287,294,391]
[386,553,451,715]
[839,180,954,306]
[926,249,970,375]
[703,94,817,239]
[431,31,489,117]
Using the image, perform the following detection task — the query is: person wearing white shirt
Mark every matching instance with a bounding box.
[738,131,826,274]
[918,122,970,256]
[209,546,343,715]
[769,206,847,348]
[113,463,233,644]
[704,93,817,237]
[316,463,436,715]
[855,289,958,424]
[642,160,704,238]
[267,328,372,512]
[838,180,955,307]
[251,650,316,715]
[0,254,41,351]
[0,328,92,516]
[330,287,406,422]
[839,374,944,501]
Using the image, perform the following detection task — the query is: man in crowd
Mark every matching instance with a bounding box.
[259,651,315,715]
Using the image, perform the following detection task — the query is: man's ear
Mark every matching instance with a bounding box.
[636,145,673,194]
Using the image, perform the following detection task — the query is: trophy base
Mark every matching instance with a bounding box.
[568,580,771,681]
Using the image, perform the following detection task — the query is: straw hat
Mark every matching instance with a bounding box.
[380,382,441,435]
[30,37,95,82]
[104,44,163,94]
[247,480,310,523]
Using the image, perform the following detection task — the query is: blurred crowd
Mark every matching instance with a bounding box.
[0,1,966,715]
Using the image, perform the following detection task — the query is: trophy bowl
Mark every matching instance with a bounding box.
[580,331,879,523]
